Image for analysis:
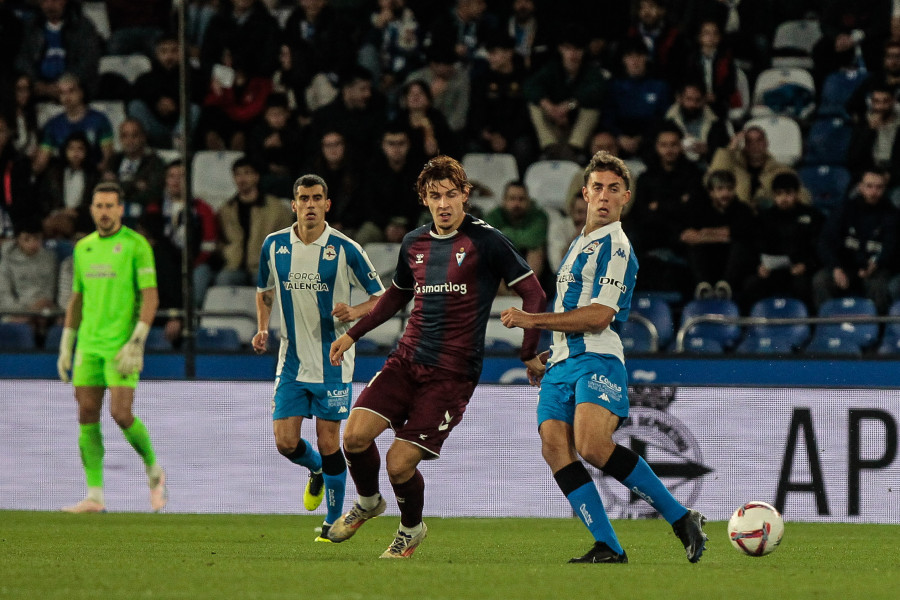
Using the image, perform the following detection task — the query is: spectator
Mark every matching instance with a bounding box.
[741,172,823,311]
[504,0,551,71]
[136,212,183,345]
[247,93,305,199]
[625,0,688,82]
[679,169,756,300]
[847,84,900,195]
[679,19,739,118]
[466,31,537,173]
[355,122,424,246]
[9,72,39,161]
[483,180,549,287]
[627,124,704,296]
[14,0,102,101]
[105,0,172,58]
[283,0,363,83]
[813,1,891,86]
[32,73,114,176]
[426,0,493,64]
[524,25,608,160]
[146,160,218,307]
[200,0,279,82]
[38,131,101,240]
[103,119,167,216]
[602,38,671,159]
[396,79,457,158]
[0,112,35,240]
[813,169,897,314]
[546,189,588,272]
[586,128,621,156]
[302,130,362,235]
[707,126,808,211]
[0,215,58,336]
[845,41,900,121]
[679,0,775,77]
[663,80,732,167]
[406,42,470,136]
[310,65,387,156]
[129,35,202,150]
[358,0,423,92]
[215,157,294,285]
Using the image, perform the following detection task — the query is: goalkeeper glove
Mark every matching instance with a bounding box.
[115,321,150,376]
[57,327,76,382]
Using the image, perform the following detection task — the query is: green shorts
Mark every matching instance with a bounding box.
[72,349,139,388]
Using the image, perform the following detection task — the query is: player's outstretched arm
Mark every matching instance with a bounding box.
[330,333,355,366]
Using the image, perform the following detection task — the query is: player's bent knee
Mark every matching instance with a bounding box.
[341,430,373,454]
[576,439,616,469]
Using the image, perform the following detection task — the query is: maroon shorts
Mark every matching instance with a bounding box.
[353,355,477,458]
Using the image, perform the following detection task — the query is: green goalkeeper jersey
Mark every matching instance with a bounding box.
[72,226,157,354]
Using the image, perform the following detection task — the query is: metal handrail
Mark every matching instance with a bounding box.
[629,312,660,353]
[674,314,900,352]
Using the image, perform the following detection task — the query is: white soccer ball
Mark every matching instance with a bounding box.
[727,501,785,556]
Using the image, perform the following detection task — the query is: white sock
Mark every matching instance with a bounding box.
[146,463,163,486]
[87,487,105,504]
[358,493,381,510]
[400,522,423,536]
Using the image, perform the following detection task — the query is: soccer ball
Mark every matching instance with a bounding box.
[727,501,784,556]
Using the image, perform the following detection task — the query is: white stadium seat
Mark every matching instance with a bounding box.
[191,150,243,210]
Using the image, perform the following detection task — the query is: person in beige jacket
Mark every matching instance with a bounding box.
[215,157,294,286]
[706,126,810,211]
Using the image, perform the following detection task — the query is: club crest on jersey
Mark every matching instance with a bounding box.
[583,241,601,255]
[415,253,424,264]
[456,247,466,266]
[113,243,122,254]
[323,245,337,260]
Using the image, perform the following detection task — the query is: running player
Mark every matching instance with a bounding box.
[57,182,168,513]
[327,155,547,558]
[253,174,384,541]
[500,151,708,563]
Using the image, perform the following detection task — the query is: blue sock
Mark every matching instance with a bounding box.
[322,470,346,525]
[622,456,687,524]
[566,483,623,554]
[554,461,623,554]
[286,438,322,472]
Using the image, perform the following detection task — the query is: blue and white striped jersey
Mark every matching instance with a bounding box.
[257,224,385,383]
[547,220,639,366]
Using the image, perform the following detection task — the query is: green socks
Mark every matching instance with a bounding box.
[121,417,157,467]
[78,423,104,488]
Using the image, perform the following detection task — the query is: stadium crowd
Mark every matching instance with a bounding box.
[2,0,900,354]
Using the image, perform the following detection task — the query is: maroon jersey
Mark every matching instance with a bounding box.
[391,214,533,380]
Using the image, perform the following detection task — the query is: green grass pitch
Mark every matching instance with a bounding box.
[1,511,898,600]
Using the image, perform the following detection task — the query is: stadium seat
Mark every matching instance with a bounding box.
[0,323,35,350]
[818,69,869,118]
[490,295,522,316]
[364,316,404,349]
[98,55,153,85]
[363,242,401,284]
[877,301,900,355]
[89,101,127,151]
[751,68,816,121]
[36,102,64,129]
[523,160,583,212]
[729,67,751,124]
[155,149,181,165]
[195,327,242,351]
[810,297,879,352]
[145,327,172,352]
[82,2,111,40]
[619,319,655,353]
[191,151,243,210]
[735,334,794,355]
[771,19,822,70]
[802,116,852,167]
[803,333,862,357]
[744,116,803,167]
[798,164,850,216]
[43,325,63,351]
[748,297,811,349]
[632,293,674,350]
[681,336,724,355]
[484,318,521,353]
[200,285,259,345]
[679,298,741,351]
[461,153,519,214]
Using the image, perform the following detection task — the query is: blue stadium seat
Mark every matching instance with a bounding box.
[619,319,654,353]
[0,323,35,350]
[681,337,724,355]
[803,333,862,357]
[748,297,811,349]
[44,324,63,350]
[798,165,850,216]
[802,116,852,166]
[876,301,900,355]
[680,298,742,350]
[735,334,794,355]
[146,327,172,352]
[632,293,674,350]
[814,297,879,350]
[195,327,241,351]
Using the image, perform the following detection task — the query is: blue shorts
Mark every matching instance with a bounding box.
[272,378,352,421]
[537,353,629,427]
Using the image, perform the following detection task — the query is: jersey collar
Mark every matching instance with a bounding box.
[429,213,471,239]
[290,222,332,246]
[582,220,622,241]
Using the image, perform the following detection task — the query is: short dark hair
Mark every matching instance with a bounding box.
[14,215,43,237]
[706,170,736,190]
[772,172,800,193]
[231,156,258,174]
[657,121,684,141]
[293,174,329,199]
[92,182,124,203]
[502,180,528,197]
[583,151,632,191]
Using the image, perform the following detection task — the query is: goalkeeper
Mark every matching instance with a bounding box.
[57,182,168,513]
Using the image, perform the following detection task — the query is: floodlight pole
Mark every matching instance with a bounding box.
[178,0,196,378]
